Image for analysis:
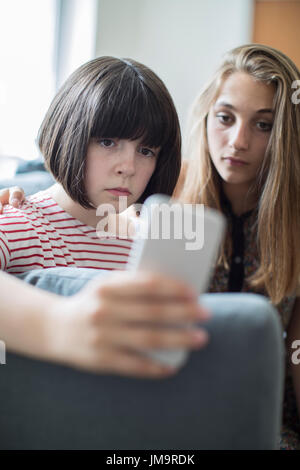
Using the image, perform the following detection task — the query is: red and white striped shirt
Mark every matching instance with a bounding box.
[0,191,132,274]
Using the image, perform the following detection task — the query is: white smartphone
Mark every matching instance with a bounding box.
[126,194,226,367]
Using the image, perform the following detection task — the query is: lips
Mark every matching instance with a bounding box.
[107,187,132,196]
[223,157,249,165]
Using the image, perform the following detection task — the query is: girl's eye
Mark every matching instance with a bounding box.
[99,138,115,148]
[256,121,273,132]
[139,147,156,157]
[216,113,233,125]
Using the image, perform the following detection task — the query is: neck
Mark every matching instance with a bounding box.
[222,182,258,216]
[46,183,100,227]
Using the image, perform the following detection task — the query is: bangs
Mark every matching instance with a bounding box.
[91,70,171,149]
[40,56,181,209]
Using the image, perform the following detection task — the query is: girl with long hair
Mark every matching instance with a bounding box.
[177,44,300,449]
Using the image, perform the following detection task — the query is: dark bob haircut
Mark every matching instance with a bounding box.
[38,56,181,208]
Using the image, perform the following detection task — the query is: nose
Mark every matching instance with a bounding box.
[115,144,136,177]
[229,121,250,151]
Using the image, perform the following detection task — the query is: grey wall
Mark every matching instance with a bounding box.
[96,0,253,151]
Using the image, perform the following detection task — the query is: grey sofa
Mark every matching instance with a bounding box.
[0,161,285,449]
[0,268,284,450]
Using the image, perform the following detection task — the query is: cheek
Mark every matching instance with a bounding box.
[85,155,108,190]
[136,159,156,187]
[254,134,271,162]
[207,121,224,160]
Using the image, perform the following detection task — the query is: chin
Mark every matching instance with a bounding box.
[220,174,250,185]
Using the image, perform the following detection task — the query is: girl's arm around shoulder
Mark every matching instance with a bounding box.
[0,186,25,213]
[286,297,300,415]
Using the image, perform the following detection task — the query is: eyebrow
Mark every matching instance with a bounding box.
[215,101,274,114]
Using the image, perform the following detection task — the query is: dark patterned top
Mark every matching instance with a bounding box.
[208,198,300,450]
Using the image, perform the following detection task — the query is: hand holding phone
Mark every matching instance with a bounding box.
[127,194,226,367]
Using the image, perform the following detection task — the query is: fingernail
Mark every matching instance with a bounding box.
[197,307,212,320]
[11,199,20,208]
[162,366,178,375]
[184,288,198,300]
[192,330,209,346]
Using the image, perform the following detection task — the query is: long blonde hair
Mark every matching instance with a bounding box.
[179,44,300,305]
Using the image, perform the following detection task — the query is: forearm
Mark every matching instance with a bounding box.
[0,271,60,361]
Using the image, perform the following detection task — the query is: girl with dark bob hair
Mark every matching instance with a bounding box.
[0,56,210,378]
[39,56,181,209]
[1,56,182,273]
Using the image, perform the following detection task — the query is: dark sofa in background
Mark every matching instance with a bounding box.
[0,156,54,195]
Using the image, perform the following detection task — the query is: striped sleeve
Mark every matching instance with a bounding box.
[0,230,10,270]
